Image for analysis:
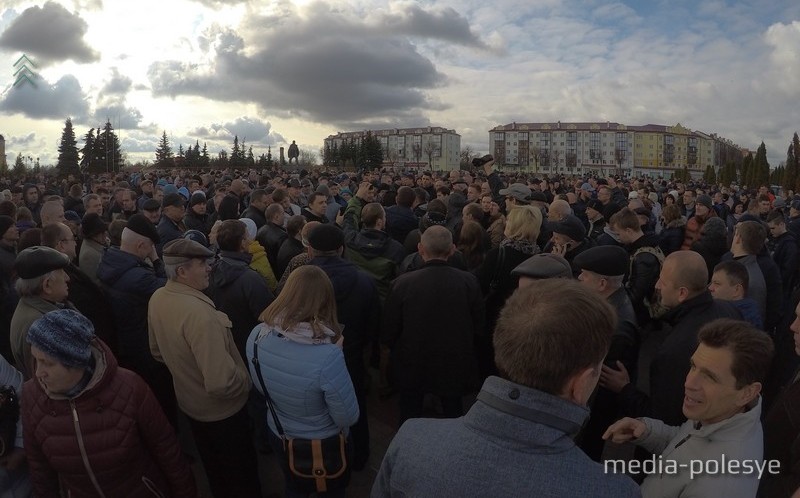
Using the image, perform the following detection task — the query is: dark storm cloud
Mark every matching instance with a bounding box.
[0,2,99,65]
[145,2,487,126]
[375,4,490,49]
[0,74,89,120]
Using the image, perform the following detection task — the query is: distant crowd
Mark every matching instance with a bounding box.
[0,160,799,497]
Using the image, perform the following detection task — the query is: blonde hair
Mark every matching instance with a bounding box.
[259,265,341,340]
[504,205,542,243]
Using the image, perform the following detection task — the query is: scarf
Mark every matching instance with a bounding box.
[260,321,337,345]
[500,237,539,256]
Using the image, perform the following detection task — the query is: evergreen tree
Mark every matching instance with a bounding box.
[771,165,785,186]
[783,142,796,193]
[741,153,754,187]
[200,142,210,169]
[12,153,25,176]
[56,118,80,178]
[155,131,173,168]
[247,146,255,167]
[702,164,716,184]
[95,121,123,173]
[753,142,770,187]
[361,132,383,169]
[230,136,243,169]
[79,128,96,172]
[178,144,185,158]
[793,132,800,193]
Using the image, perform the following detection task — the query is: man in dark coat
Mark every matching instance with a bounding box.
[574,245,639,461]
[206,220,274,361]
[385,186,419,244]
[609,207,664,325]
[382,225,484,425]
[601,250,741,426]
[156,193,186,255]
[256,203,288,270]
[306,223,381,470]
[41,222,118,354]
[241,189,268,230]
[96,214,177,427]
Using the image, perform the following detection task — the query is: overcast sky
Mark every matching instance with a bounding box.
[1,0,799,169]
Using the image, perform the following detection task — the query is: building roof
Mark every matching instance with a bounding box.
[325,126,459,140]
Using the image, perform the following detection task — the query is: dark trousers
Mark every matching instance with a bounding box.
[187,406,262,498]
[398,389,462,426]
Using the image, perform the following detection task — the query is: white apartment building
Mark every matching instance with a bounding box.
[324,126,461,171]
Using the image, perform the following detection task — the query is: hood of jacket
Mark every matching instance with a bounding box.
[349,228,394,259]
[210,250,252,288]
[96,246,146,286]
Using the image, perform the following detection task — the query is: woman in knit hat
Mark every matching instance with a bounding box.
[21,309,197,498]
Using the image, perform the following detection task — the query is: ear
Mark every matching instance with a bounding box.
[736,381,762,408]
[561,365,600,406]
[417,242,425,257]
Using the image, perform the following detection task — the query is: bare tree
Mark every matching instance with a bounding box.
[460,145,476,170]
[384,146,399,168]
[412,142,422,166]
[551,149,562,172]
[423,139,440,168]
[614,148,626,177]
[529,145,541,173]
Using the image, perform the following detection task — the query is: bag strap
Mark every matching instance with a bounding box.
[250,330,286,438]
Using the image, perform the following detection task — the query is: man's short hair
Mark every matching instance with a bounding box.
[250,189,267,204]
[736,221,767,255]
[41,223,67,249]
[463,203,483,221]
[265,203,284,221]
[609,207,640,231]
[493,279,616,395]
[361,202,385,229]
[216,219,246,252]
[272,188,288,204]
[713,260,749,293]
[766,210,785,225]
[698,319,774,389]
[286,215,306,238]
[307,191,326,205]
[395,186,415,208]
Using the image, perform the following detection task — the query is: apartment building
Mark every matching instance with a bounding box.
[324,126,461,171]
[489,121,742,177]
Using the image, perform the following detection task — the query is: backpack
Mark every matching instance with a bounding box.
[630,246,667,319]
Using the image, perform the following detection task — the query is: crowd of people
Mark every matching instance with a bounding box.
[0,157,799,497]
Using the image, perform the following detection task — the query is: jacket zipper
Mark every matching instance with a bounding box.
[70,400,107,498]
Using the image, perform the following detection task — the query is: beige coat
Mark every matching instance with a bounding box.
[148,280,250,422]
[10,296,63,379]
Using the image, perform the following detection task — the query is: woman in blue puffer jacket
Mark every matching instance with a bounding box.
[247,265,359,498]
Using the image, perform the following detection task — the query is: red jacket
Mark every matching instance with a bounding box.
[22,339,197,498]
[680,210,717,250]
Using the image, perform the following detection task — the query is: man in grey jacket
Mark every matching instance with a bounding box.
[605,319,774,498]
[372,279,641,498]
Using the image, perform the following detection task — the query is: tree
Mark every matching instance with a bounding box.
[550,149,562,172]
[614,147,627,176]
[674,165,691,183]
[361,132,383,169]
[411,142,422,165]
[56,118,80,178]
[702,164,717,184]
[460,146,476,170]
[230,136,244,169]
[752,142,770,187]
[741,152,754,188]
[529,145,541,172]
[783,142,796,193]
[423,138,439,168]
[95,120,123,172]
[155,131,173,168]
[79,128,96,172]
[200,142,210,169]
[12,153,25,176]
[793,132,800,193]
